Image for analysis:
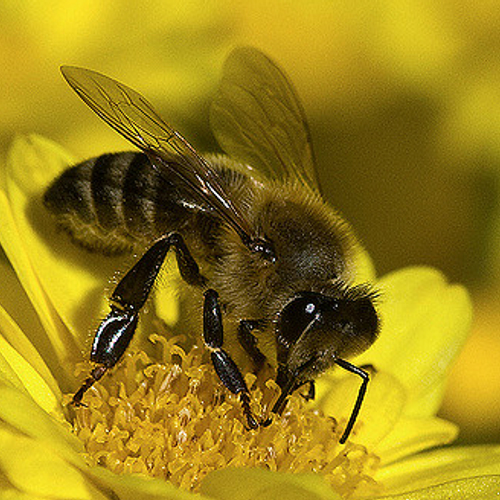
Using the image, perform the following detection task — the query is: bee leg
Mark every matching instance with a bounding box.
[72,233,206,405]
[203,289,259,429]
[271,371,298,416]
[71,308,138,406]
[71,365,108,406]
[237,320,267,372]
[334,358,370,444]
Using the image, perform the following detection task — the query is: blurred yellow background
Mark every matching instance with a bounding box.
[1,0,499,444]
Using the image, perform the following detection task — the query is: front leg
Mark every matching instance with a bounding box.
[203,289,258,429]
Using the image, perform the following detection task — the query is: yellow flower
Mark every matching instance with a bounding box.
[0,134,498,499]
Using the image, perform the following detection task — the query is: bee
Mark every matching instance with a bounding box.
[44,47,379,443]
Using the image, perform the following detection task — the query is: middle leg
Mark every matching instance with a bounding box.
[203,289,259,429]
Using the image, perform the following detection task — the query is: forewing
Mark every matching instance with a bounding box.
[60,65,253,242]
[210,47,320,192]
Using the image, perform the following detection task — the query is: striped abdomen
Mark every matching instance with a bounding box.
[44,152,216,255]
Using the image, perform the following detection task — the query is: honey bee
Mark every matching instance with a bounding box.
[44,47,379,443]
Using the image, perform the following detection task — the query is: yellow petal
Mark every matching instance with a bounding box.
[317,370,406,447]
[377,444,500,497]
[357,267,472,417]
[81,464,206,500]
[374,476,500,500]
[0,385,83,461]
[0,185,65,358]
[0,427,103,499]
[200,468,342,500]
[0,290,62,407]
[376,416,458,465]
[0,486,48,500]
[0,318,60,414]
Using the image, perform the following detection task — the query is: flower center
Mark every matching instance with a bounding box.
[69,334,381,496]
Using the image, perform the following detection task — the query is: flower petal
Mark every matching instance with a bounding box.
[377,444,500,497]
[0,260,62,392]
[357,267,472,417]
[80,465,207,500]
[0,315,61,415]
[317,370,406,447]
[0,284,63,408]
[0,384,83,461]
[200,468,342,500]
[375,476,500,500]
[376,416,458,465]
[0,427,104,499]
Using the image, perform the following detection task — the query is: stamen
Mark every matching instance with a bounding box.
[69,335,381,496]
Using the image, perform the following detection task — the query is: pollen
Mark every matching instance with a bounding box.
[70,334,381,497]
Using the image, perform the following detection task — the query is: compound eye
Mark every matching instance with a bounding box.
[278,296,321,347]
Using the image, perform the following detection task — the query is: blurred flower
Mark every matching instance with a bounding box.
[441,290,500,443]
[0,135,498,499]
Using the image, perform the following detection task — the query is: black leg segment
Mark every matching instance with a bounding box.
[237,320,267,372]
[203,289,223,348]
[72,232,206,405]
[112,233,206,310]
[203,289,258,429]
[334,358,370,444]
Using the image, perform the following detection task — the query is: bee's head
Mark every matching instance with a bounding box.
[275,287,379,387]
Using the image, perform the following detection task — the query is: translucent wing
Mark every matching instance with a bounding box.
[60,65,253,243]
[210,47,320,193]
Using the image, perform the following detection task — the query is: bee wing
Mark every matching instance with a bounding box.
[210,47,320,193]
[60,65,253,243]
